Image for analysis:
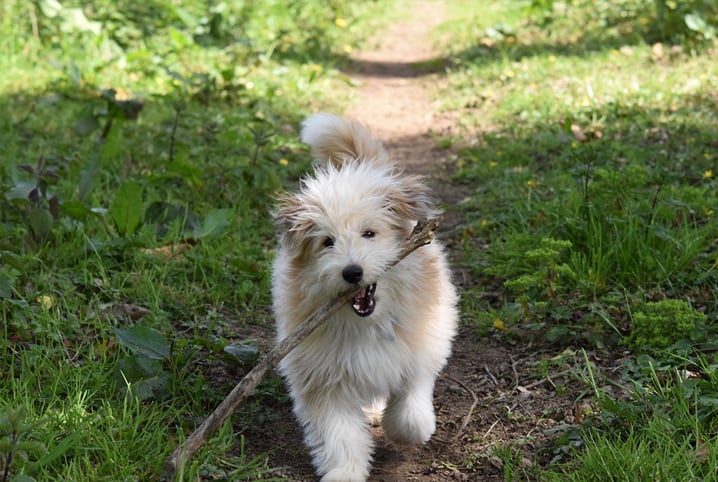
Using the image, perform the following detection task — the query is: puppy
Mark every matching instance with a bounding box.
[271,113,458,481]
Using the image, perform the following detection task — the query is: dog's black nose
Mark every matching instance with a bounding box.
[342,264,363,284]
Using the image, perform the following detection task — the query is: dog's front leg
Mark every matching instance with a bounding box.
[382,368,437,445]
[294,393,373,482]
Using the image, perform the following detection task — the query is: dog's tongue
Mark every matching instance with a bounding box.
[352,283,377,317]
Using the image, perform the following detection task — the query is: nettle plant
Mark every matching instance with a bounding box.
[0,407,46,482]
[15,156,61,248]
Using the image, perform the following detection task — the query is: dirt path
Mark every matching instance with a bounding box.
[340,3,583,481]
[243,3,587,481]
[345,1,455,177]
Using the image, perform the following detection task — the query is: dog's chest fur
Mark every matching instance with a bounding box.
[280,310,414,401]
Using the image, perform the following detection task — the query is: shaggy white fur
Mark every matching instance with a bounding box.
[272,114,458,482]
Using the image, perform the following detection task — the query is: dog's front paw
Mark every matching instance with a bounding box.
[382,398,436,445]
[320,467,368,482]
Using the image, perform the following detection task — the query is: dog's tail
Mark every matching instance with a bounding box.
[300,113,390,166]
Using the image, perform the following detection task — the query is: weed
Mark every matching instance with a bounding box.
[0,0,392,479]
[0,407,47,482]
[626,299,708,355]
[443,0,718,478]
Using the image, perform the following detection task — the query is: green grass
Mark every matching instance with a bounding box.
[439,0,718,479]
[0,1,395,480]
[3,0,718,480]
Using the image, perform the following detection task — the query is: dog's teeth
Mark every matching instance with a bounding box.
[352,283,377,317]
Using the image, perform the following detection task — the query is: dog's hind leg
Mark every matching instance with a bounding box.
[294,394,373,482]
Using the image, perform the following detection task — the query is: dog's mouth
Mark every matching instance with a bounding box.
[351,283,377,317]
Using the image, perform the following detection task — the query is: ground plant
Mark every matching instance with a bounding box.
[1,0,717,480]
[441,0,718,478]
[0,0,389,480]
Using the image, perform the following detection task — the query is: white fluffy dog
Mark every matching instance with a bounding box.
[271,113,458,482]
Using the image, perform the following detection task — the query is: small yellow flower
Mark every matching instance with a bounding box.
[309,63,323,72]
[548,55,557,62]
[571,141,578,148]
[704,208,714,217]
[343,44,353,54]
[38,295,53,310]
[493,318,507,331]
[489,161,498,167]
[703,169,713,179]
[279,158,289,166]
[480,218,488,228]
[527,180,539,189]
[334,18,347,28]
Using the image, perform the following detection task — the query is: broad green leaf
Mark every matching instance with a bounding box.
[223,342,260,366]
[38,0,63,17]
[74,106,100,136]
[165,158,202,187]
[0,266,19,299]
[685,13,709,34]
[28,207,54,240]
[192,208,234,239]
[78,157,100,202]
[109,181,143,236]
[11,475,38,482]
[100,124,124,163]
[115,355,170,401]
[61,200,92,221]
[114,325,170,360]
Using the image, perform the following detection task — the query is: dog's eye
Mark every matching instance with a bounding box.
[362,230,375,239]
[323,237,335,248]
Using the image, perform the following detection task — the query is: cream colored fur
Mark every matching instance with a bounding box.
[272,114,458,482]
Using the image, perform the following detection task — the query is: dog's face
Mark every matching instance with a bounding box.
[274,161,437,318]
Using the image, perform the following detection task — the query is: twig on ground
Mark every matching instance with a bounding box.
[483,365,499,386]
[444,375,478,442]
[509,355,520,389]
[163,218,439,480]
[482,419,500,440]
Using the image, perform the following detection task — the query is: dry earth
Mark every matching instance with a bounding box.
[239,2,596,481]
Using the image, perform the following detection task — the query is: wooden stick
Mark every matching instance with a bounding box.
[163,218,439,479]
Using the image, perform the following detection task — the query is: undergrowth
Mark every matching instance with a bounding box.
[441,0,718,479]
[0,0,392,480]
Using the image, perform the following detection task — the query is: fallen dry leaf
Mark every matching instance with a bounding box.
[142,240,197,259]
[106,303,152,321]
[696,439,710,463]
[571,123,587,142]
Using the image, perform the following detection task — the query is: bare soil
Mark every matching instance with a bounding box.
[239,2,594,480]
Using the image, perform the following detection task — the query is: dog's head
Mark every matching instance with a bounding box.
[274,161,439,318]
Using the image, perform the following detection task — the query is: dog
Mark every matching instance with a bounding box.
[271,113,458,481]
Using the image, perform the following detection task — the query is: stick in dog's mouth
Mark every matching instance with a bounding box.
[351,282,377,317]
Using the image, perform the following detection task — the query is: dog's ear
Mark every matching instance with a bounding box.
[273,194,316,247]
[385,175,441,223]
